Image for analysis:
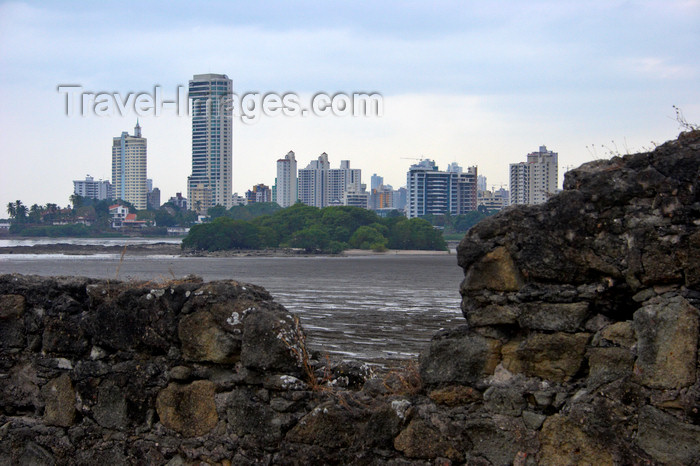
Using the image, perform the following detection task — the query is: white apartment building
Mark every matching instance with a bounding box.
[478,188,510,211]
[275,151,298,207]
[406,160,478,218]
[329,160,362,205]
[510,145,558,205]
[112,122,147,210]
[73,175,112,200]
[298,154,363,208]
[187,73,233,210]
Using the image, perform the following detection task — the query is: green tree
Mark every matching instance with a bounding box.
[70,194,84,210]
[182,217,263,251]
[208,204,227,219]
[6,202,16,218]
[349,225,388,250]
[7,200,27,223]
[386,218,446,250]
[154,210,177,227]
[289,226,330,252]
[28,204,43,223]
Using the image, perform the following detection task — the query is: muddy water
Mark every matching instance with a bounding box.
[0,254,464,365]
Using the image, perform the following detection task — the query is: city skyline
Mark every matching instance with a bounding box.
[1,1,698,207]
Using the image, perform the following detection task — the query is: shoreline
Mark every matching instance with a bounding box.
[0,243,452,257]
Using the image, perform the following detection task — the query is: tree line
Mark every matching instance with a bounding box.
[182,203,447,253]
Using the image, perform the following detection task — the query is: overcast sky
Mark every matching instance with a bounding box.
[1,0,698,208]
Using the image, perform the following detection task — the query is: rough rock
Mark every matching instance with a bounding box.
[156,380,218,437]
[419,326,501,385]
[633,294,698,388]
[539,414,614,465]
[500,332,590,383]
[41,373,75,427]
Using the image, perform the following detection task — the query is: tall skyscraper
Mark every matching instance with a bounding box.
[406,160,477,218]
[187,73,233,212]
[275,151,298,207]
[509,145,558,205]
[112,121,147,209]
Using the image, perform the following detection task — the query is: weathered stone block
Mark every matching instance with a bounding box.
[241,310,302,374]
[225,388,285,444]
[420,327,501,386]
[0,294,26,349]
[463,416,537,465]
[501,332,590,383]
[463,246,524,292]
[586,347,634,387]
[93,381,128,430]
[518,302,589,332]
[156,380,218,437]
[178,310,240,363]
[539,414,614,465]
[636,406,700,464]
[393,418,464,461]
[41,373,75,427]
[286,403,358,449]
[633,295,698,389]
[682,230,700,287]
[463,302,520,327]
[483,386,526,416]
[592,321,635,348]
[428,385,482,406]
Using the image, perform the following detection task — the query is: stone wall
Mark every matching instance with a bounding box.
[1,130,699,465]
[421,130,700,464]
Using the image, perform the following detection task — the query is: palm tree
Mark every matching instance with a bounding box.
[70,194,83,210]
[15,201,27,222]
[6,202,16,218]
[29,204,43,223]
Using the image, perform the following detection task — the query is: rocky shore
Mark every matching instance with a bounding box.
[1,130,699,464]
[0,243,451,257]
[0,243,181,256]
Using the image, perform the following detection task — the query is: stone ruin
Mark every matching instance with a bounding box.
[1,130,699,464]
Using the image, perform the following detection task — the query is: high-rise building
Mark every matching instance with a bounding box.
[370,173,383,191]
[187,73,233,212]
[168,192,188,210]
[446,162,463,173]
[329,160,362,205]
[455,167,479,214]
[478,188,510,211]
[370,186,393,210]
[246,184,272,203]
[275,151,298,207]
[112,122,147,210]
[298,154,362,208]
[343,190,370,209]
[73,175,113,200]
[406,160,478,218]
[147,187,161,210]
[393,187,408,212]
[477,175,487,192]
[510,145,558,205]
[298,153,330,208]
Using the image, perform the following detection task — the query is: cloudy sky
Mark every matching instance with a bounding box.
[0,0,698,207]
